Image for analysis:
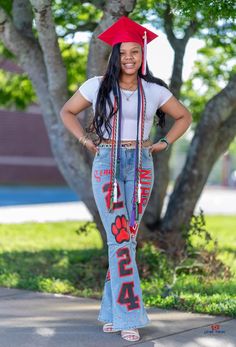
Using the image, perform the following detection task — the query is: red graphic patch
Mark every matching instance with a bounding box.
[117,281,140,311]
[116,247,133,277]
[111,215,130,243]
[130,222,138,238]
[105,269,111,282]
[103,182,124,210]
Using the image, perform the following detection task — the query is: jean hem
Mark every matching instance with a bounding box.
[112,321,150,330]
[98,317,150,330]
[97,316,112,324]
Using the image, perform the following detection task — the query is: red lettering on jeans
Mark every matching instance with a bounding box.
[139,168,152,184]
[140,186,151,206]
[94,169,112,182]
[138,169,152,206]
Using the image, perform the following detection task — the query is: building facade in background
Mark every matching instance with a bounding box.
[0,59,65,185]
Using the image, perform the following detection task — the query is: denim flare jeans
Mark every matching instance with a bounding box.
[91,145,154,330]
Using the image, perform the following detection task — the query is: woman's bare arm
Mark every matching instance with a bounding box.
[150,96,192,153]
[60,90,98,154]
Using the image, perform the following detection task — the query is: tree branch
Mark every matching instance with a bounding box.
[164,4,198,51]
[215,109,236,153]
[79,0,106,10]
[182,20,198,45]
[163,3,177,49]
[0,7,41,77]
[60,23,97,38]
[201,73,236,126]
[29,0,68,111]
[12,0,34,38]
[0,6,59,129]
[0,8,8,29]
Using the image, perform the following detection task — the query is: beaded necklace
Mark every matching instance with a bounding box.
[108,76,146,227]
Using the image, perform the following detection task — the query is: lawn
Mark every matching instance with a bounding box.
[0,216,235,317]
[204,215,236,275]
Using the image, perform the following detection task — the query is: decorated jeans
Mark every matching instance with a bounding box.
[91,145,154,330]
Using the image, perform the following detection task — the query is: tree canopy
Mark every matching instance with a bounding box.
[1,0,235,115]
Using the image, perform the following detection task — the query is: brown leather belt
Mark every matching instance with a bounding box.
[100,139,152,148]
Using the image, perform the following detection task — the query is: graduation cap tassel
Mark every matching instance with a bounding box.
[142,30,147,75]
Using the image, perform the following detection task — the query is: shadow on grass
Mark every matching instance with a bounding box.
[218,246,236,255]
[1,247,236,317]
[0,248,108,297]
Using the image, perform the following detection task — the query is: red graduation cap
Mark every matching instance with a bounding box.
[98,16,158,75]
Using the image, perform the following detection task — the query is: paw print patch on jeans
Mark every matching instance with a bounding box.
[111,215,130,243]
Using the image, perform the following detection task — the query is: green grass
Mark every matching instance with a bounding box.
[205,215,236,275]
[0,216,235,317]
[0,222,102,251]
[0,222,104,297]
[141,215,236,317]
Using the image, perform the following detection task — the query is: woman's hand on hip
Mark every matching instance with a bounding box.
[85,139,99,155]
[149,141,168,154]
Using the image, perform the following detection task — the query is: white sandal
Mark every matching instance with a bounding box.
[121,328,140,341]
[103,322,120,333]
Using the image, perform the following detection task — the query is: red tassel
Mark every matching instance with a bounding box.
[138,202,142,214]
[141,31,147,75]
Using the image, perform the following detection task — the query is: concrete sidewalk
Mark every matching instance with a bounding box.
[0,201,93,224]
[0,287,235,347]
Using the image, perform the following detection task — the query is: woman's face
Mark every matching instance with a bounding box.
[119,42,142,75]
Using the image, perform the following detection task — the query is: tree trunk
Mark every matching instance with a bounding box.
[0,0,136,247]
[162,74,236,233]
[141,8,198,232]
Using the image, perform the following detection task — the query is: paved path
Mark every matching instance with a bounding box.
[0,201,92,224]
[0,186,235,224]
[0,287,235,347]
[195,186,236,215]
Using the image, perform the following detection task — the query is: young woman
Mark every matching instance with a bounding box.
[60,16,192,342]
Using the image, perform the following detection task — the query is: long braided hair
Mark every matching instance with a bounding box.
[86,43,170,144]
